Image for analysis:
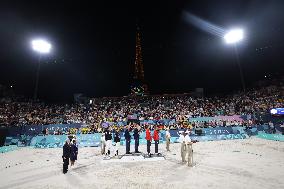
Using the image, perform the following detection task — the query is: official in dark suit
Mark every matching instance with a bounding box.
[124,126,131,154]
[133,125,140,153]
[62,139,71,174]
[70,139,78,166]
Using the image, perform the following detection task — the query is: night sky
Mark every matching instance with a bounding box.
[0,0,284,102]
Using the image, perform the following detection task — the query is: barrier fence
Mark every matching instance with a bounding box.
[257,133,284,142]
[5,125,283,148]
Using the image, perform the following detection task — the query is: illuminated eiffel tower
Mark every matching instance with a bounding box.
[131,26,148,95]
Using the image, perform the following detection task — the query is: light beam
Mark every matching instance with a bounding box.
[183,12,225,37]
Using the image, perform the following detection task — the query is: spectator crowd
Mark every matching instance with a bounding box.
[0,85,283,132]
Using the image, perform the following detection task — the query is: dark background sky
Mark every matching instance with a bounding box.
[0,0,284,102]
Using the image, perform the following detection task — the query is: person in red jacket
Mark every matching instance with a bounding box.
[153,126,159,154]
[145,126,152,156]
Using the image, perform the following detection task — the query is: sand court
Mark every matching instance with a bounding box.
[0,137,284,189]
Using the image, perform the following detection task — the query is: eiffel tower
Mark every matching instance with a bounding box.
[131,26,148,95]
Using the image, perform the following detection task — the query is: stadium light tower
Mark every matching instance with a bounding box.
[31,39,52,100]
[224,28,246,92]
[224,29,243,44]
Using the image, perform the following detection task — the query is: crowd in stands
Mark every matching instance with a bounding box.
[0,84,283,131]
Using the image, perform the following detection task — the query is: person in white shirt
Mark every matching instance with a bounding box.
[101,132,106,155]
[184,131,193,167]
[184,131,191,143]
[177,131,186,163]
[165,128,171,152]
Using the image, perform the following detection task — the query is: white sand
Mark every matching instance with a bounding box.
[1,137,284,189]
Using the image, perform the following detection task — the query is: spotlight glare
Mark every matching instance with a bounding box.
[224,29,244,44]
[31,39,52,54]
[270,109,277,115]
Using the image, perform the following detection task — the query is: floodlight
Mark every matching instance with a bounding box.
[224,29,244,44]
[31,39,52,54]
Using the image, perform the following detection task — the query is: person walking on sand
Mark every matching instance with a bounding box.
[62,139,71,174]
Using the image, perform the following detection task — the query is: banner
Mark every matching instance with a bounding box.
[30,134,101,148]
[188,115,243,122]
[22,123,82,136]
